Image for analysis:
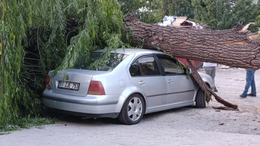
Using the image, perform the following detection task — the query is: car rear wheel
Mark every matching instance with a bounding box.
[196,88,206,108]
[118,94,145,125]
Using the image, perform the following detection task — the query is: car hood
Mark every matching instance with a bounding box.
[198,72,215,89]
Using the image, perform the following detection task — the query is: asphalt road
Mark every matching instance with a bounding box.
[1,67,260,146]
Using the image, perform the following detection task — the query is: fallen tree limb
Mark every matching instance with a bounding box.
[187,59,238,109]
[212,106,239,111]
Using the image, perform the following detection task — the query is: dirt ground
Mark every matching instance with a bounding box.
[1,67,260,146]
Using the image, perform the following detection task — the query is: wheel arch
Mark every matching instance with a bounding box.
[199,72,216,89]
[118,92,146,125]
[130,92,147,113]
[118,88,147,113]
[205,82,210,88]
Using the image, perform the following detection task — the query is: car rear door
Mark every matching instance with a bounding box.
[156,55,195,105]
[129,55,167,111]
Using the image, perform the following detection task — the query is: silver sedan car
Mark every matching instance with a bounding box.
[42,48,215,125]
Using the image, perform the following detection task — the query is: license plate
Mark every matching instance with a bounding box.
[58,81,80,91]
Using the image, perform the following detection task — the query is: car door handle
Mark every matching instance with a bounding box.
[139,80,145,85]
[167,80,173,84]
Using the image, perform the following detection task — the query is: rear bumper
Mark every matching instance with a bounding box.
[43,90,119,105]
[42,90,123,117]
[44,103,119,118]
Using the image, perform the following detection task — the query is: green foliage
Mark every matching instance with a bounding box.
[0,0,27,128]
[192,0,260,29]
[57,0,123,71]
[162,0,194,19]
[249,14,260,32]
[119,0,163,23]
[256,15,260,25]
[0,0,123,132]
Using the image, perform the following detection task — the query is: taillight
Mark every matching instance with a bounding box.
[88,81,105,95]
[46,75,51,89]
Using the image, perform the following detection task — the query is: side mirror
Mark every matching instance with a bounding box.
[187,68,192,74]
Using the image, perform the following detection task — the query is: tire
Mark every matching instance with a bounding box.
[118,94,145,125]
[196,88,206,108]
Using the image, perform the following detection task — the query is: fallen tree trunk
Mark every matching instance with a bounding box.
[122,15,256,109]
[124,15,260,70]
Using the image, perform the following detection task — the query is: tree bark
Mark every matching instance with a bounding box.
[124,15,260,70]
[123,15,250,109]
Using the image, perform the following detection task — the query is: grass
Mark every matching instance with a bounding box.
[0,117,55,135]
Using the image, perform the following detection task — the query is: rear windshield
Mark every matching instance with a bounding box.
[73,52,128,71]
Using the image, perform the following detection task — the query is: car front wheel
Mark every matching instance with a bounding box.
[118,94,145,125]
[196,88,206,108]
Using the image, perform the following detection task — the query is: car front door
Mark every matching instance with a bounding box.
[129,55,167,113]
[156,55,195,106]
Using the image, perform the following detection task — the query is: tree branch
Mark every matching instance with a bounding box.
[187,59,238,109]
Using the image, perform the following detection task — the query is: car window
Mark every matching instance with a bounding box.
[157,56,184,75]
[130,56,159,76]
[73,52,128,71]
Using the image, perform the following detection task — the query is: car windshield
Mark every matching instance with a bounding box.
[73,52,128,71]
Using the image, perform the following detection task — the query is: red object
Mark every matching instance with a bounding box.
[176,58,203,68]
[88,81,106,95]
[45,75,51,89]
